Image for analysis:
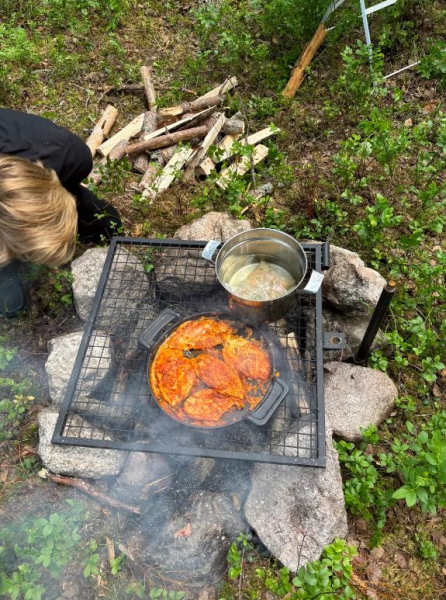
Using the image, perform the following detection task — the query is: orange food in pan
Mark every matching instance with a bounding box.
[166,316,235,351]
[222,335,271,382]
[150,348,196,406]
[150,316,272,424]
[183,388,244,422]
[194,353,245,400]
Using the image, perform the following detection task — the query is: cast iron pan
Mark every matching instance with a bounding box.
[138,309,289,429]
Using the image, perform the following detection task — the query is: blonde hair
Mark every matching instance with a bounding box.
[0,155,77,267]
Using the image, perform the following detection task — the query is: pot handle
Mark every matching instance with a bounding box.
[138,308,180,350]
[247,377,289,426]
[201,240,221,265]
[300,270,324,294]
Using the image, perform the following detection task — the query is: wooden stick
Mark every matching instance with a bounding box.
[127,125,208,154]
[141,111,158,134]
[87,139,129,185]
[216,144,269,189]
[97,112,145,157]
[142,147,194,200]
[140,66,157,112]
[199,76,238,100]
[184,113,226,178]
[41,471,141,514]
[140,106,216,143]
[159,145,177,163]
[212,125,279,164]
[133,154,150,174]
[195,133,241,177]
[282,23,327,98]
[86,105,119,158]
[159,95,223,119]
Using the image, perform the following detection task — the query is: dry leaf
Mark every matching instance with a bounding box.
[394,551,408,569]
[404,118,413,127]
[433,383,441,398]
[174,522,192,538]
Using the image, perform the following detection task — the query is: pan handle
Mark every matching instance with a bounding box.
[247,377,289,426]
[138,308,180,350]
[201,240,221,265]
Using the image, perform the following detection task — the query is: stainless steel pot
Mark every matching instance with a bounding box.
[202,228,323,322]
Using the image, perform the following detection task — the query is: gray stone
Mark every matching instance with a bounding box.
[323,245,386,314]
[38,408,126,478]
[324,362,398,442]
[45,331,113,404]
[71,246,149,323]
[322,305,387,361]
[244,428,347,571]
[137,491,245,585]
[71,248,108,321]
[115,452,172,503]
[174,211,252,242]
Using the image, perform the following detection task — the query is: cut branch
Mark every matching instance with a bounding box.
[159,95,223,119]
[216,144,269,189]
[140,65,157,112]
[142,146,194,200]
[282,23,327,98]
[97,112,145,157]
[141,106,216,143]
[127,125,208,154]
[184,113,226,178]
[221,114,245,136]
[41,470,141,514]
[86,104,119,158]
[199,76,238,99]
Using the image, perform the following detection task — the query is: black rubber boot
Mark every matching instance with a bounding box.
[0,261,28,318]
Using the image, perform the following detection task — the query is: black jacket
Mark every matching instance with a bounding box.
[0,108,92,192]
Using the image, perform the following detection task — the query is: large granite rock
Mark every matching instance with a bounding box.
[324,362,398,441]
[71,248,108,321]
[323,245,386,315]
[38,409,126,478]
[244,428,347,571]
[134,491,245,586]
[115,452,173,503]
[45,331,113,404]
[174,211,252,242]
[71,246,150,323]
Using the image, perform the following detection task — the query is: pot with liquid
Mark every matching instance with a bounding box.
[202,228,324,322]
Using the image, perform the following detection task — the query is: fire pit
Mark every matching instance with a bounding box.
[51,237,341,466]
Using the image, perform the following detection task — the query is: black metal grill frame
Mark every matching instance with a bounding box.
[52,237,327,467]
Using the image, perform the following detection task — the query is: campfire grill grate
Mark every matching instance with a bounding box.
[52,237,327,466]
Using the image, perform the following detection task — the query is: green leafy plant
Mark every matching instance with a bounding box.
[0,500,95,600]
[224,535,357,599]
[418,40,446,88]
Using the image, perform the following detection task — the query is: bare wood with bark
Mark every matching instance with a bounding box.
[141,106,216,143]
[282,23,327,98]
[39,470,141,514]
[97,112,145,157]
[127,125,208,154]
[142,146,194,200]
[88,139,130,185]
[184,113,226,178]
[221,114,245,135]
[86,104,119,158]
[199,76,238,99]
[216,144,269,189]
[133,154,150,174]
[140,65,157,111]
[159,95,223,118]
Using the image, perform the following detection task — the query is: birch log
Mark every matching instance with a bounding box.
[86,104,119,158]
[126,125,208,154]
[97,112,145,157]
[216,144,269,189]
[142,147,194,200]
[184,113,226,178]
[141,107,216,143]
[159,95,223,119]
[140,66,157,111]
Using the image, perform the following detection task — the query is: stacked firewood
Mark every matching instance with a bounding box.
[86,70,279,199]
